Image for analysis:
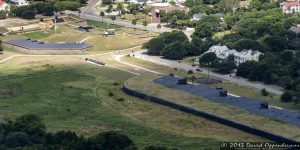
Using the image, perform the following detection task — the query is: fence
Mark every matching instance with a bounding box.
[123,84,298,143]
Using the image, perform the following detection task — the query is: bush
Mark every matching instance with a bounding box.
[108,91,114,97]
[281,91,292,102]
[187,70,193,74]
[261,88,269,96]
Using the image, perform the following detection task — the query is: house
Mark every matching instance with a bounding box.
[206,45,262,64]
[192,13,206,20]
[0,0,10,11]
[10,0,29,6]
[280,1,300,14]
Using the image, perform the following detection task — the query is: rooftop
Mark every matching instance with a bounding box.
[280,1,300,7]
[5,39,91,50]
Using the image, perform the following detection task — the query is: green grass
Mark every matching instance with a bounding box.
[22,31,54,40]
[87,19,122,29]
[0,27,8,33]
[0,59,265,149]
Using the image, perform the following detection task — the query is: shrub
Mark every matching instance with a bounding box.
[187,70,193,74]
[281,91,292,102]
[261,88,269,96]
[108,91,114,97]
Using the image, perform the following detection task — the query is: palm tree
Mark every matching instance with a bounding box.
[100,11,105,21]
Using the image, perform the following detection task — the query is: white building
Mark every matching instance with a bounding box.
[11,0,29,6]
[206,45,262,64]
[0,0,10,11]
[280,1,300,14]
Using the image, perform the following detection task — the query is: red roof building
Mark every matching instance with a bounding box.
[280,1,300,14]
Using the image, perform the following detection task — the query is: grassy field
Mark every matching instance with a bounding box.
[0,57,267,149]
[22,30,56,39]
[87,19,122,29]
[125,74,300,141]
[0,22,152,53]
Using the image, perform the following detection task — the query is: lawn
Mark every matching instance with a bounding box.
[0,57,265,149]
[22,30,55,40]
[87,19,122,29]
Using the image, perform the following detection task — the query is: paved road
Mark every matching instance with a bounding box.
[133,50,284,95]
[67,11,173,33]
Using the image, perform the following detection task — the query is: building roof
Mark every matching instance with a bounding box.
[5,39,91,50]
[280,1,300,7]
[0,0,4,6]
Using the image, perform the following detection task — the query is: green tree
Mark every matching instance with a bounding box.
[214,61,236,74]
[21,10,35,19]
[91,131,136,150]
[157,23,161,32]
[116,3,123,16]
[161,42,186,60]
[281,91,293,102]
[143,20,148,30]
[5,132,30,148]
[132,10,137,19]
[111,15,116,24]
[100,11,105,21]
[199,52,217,66]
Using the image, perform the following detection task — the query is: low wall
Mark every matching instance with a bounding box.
[3,42,88,54]
[123,84,298,143]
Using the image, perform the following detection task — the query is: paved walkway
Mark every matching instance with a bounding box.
[133,50,284,95]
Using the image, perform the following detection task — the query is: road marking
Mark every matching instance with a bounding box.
[270,105,283,110]
[228,93,241,98]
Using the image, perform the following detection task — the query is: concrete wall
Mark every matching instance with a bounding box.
[122,84,298,142]
[3,42,88,54]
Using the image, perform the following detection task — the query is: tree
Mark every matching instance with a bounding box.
[102,0,112,4]
[100,11,105,21]
[106,8,112,17]
[143,20,148,30]
[5,132,30,148]
[132,19,137,29]
[132,10,137,19]
[90,131,136,150]
[161,42,186,60]
[111,15,116,24]
[199,52,217,66]
[21,10,35,19]
[261,88,269,96]
[221,0,240,13]
[116,3,123,16]
[281,91,293,102]
[214,61,236,74]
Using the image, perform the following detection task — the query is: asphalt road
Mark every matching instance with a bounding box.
[133,50,284,95]
[67,11,173,33]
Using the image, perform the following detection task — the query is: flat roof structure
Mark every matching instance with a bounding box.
[3,39,91,54]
